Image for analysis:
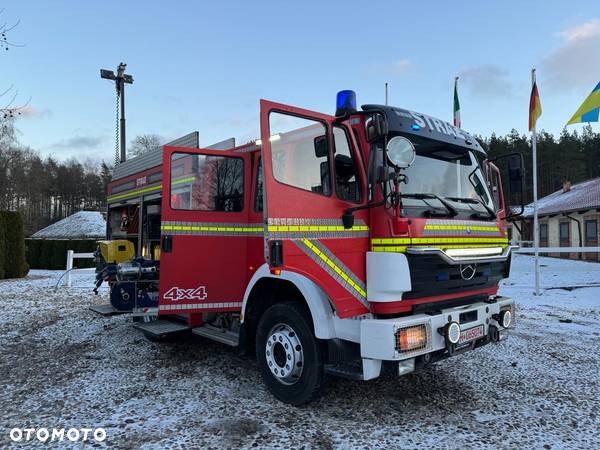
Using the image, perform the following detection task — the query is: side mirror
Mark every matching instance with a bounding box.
[487,152,525,219]
[342,210,355,229]
[508,154,524,195]
[366,113,388,143]
[314,135,328,158]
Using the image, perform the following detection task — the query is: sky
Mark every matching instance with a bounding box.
[3,0,600,162]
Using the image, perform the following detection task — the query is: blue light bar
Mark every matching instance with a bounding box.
[411,123,421,131]
[335,90,357,117]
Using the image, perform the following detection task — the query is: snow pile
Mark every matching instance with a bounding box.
[30,211,106,240]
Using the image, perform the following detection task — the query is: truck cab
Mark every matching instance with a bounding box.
[100,92,522,405]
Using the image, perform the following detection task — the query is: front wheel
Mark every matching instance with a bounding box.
[255,302,325,405]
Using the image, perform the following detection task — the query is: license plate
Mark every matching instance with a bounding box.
[458,325,484,344]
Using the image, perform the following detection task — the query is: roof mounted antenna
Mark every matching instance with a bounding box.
[385,82,389,106]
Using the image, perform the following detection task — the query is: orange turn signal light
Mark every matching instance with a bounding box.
[396,324,428,353]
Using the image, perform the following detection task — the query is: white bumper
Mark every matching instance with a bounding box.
[360,297,515,361]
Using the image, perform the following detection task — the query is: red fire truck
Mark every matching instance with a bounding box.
[96,91,524,405]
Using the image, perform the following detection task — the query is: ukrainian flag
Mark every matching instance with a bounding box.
[567,81,600,124]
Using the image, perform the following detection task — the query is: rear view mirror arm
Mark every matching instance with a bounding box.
[341,199,387,229]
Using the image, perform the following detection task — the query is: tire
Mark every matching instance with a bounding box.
[255,302,325,405]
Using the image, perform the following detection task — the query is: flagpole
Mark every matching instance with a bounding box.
[531,68,541,296]
[454,76,461,195]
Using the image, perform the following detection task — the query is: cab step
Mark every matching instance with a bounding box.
[90,304,130,316]
[134,319,190,339]
[324,361,365,381]
[192,324,239,347]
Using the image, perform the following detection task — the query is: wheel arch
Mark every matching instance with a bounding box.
[241,264,336,340]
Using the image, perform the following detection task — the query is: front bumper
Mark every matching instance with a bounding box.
[360,296,514,365]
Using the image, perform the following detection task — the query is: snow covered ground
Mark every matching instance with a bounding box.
[1,255,599,448]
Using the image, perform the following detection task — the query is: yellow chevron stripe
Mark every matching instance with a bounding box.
[302,239,366,298]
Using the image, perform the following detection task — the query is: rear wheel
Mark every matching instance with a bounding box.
[255,302,325,405]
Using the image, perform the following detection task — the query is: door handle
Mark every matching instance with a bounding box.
[162,235,173,253]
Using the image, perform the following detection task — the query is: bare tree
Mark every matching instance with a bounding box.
[0,9,23,51]
[129,134,162,158]
[1,11,29,119]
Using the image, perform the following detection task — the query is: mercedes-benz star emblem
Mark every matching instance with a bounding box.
[459,264,477,280]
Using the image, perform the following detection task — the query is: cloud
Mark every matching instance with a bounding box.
[19,106,53,119]
[457,65,512,97]
[541,19,600,91]
[390,59,411,74]
[369,59,412,75]
[47,135,106,151]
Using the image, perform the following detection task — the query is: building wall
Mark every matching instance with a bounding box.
[509,211,599,262]
[540,211,599,261]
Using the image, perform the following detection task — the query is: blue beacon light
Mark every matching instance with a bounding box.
[335,90,357,117]
[411,123,421,131]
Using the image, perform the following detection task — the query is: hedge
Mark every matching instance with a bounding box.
[26,239,98,270]
[0,211,29,279]
[0,216,5,279]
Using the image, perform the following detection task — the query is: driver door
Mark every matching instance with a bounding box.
[260,100,370,318]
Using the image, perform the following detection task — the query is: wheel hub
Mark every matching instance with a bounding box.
[265,323,304,385]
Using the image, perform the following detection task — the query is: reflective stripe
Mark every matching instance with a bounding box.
[422,219,503,237]
[161,221,263,236]
[296,239,369,308]
[372,237,508,245]
[424,225,500,232]
[372,244,508,253]
[108,183,162,202]
[159,302,242,311]
[268,218,368,239]
[268,225,368,232]
[107,176,194,202]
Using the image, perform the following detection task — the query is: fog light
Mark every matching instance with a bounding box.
[396,324,428,353]
[444,322,461,345]
[498,309,512,328]
[493,309,512,328]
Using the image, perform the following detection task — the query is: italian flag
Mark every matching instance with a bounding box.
[453,77,461,128]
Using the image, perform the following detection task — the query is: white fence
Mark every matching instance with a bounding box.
[65,250,95,287]
[515,246,600,254]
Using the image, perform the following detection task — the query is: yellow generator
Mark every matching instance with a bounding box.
[96,240,135,264]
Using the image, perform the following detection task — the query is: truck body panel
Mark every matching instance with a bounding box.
[99,95,519,404]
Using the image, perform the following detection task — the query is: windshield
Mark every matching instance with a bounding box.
[401,149,494,213]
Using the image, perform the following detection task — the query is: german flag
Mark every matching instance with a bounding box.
[529,81,542,131]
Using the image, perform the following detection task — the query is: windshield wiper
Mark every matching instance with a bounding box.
[445,196,496,219]
[400,193,458,217]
